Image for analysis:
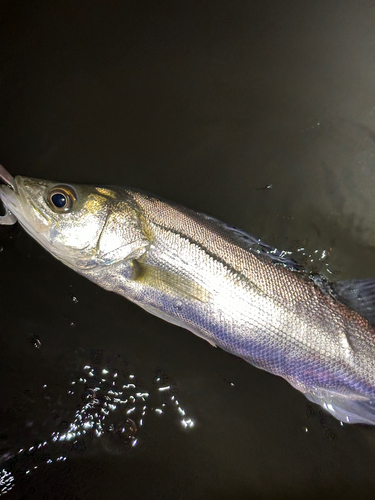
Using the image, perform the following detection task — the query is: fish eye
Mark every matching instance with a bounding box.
[46,185,76,213]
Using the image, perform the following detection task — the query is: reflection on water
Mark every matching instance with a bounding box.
[0,353,195,496]
[281,244,335,278]
[294,245,339,281]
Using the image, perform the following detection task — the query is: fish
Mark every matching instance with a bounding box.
[1,165,375,425]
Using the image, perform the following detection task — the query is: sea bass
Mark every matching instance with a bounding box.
[1,166,375,425]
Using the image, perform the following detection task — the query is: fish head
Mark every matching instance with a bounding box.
[0,176,149,271]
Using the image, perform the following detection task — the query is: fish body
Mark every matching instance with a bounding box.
[1,173,375,424]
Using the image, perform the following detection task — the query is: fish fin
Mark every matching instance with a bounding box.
[332,279,375,325]
[132,260,209,302]
[139,303,217,347]
[201,213,301,271]
[305,390,375,425]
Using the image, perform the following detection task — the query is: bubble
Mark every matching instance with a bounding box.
[0,353,195,490]
[71,296,78,304]
[101,412,137,454]
[28,335,41,349]
[0,468,14,495]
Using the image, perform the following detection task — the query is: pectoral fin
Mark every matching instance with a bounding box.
[132,260,209,303]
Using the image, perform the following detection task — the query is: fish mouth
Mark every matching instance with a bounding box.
[0,183,19,221]
[0,164,17,192]
[0,165,18,225]
[0,175,51,232]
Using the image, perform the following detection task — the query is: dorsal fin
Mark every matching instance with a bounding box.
[332,279,375,325]
[201,213,301,271]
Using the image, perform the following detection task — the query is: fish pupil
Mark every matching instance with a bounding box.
[51,193,67,208]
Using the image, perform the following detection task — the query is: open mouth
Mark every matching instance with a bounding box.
[0,186,18,226]
[0,165,19,225]
[0,164,17,192]
[0,197,5,216]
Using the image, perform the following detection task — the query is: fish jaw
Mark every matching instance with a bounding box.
[0,177,52,232]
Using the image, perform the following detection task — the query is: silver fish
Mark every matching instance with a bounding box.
[1,166,375,425]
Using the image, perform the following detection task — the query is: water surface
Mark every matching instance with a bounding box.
[1,2,375,498]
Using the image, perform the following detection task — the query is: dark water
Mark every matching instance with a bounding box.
[1,1,375,498]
